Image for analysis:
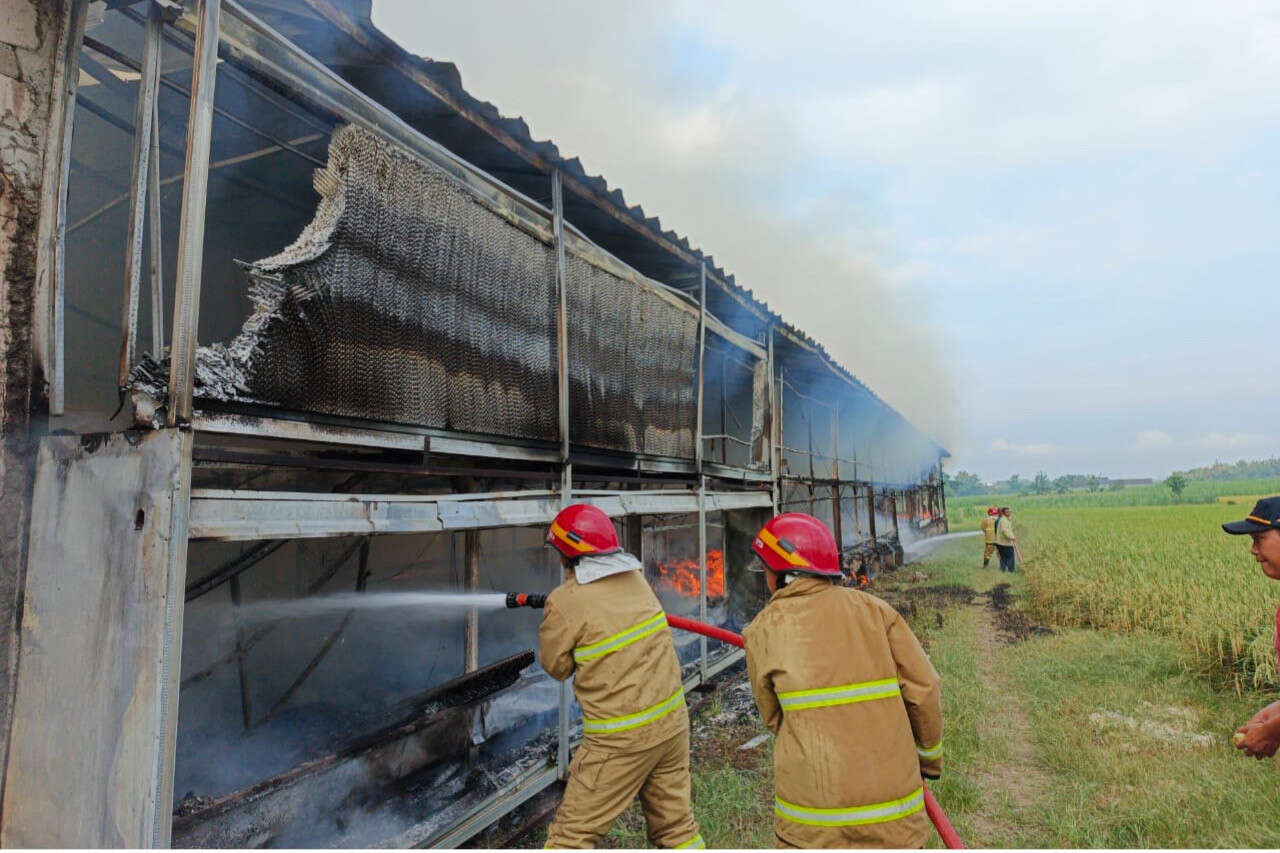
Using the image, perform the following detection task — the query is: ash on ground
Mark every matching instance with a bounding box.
[1088,703,1218,750]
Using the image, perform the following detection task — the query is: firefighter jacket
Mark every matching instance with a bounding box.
[980,515,998,543]
[539,567,688,753]
[743,576,943,848]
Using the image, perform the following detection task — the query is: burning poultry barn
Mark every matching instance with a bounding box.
[0,0,949,847]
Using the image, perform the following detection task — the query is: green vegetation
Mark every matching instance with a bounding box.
[1177,457,1280,482]
[882,534,1280,847]
[948,476,1280,521]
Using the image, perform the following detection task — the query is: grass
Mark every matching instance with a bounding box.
[887,535,1280,847]
[1019,504,1280,690]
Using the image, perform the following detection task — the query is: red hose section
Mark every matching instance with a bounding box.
[923,785,964,849]
[664,613,964,849]
[665,613,744,648]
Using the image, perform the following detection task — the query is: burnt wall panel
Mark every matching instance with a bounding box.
[565,254,697,459]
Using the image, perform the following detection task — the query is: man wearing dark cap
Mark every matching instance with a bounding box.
[1223,497,1280,759]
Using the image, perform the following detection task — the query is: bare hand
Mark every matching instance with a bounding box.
[1234,718,1280,759]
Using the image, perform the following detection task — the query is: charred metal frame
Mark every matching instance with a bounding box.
[16,0,943,847]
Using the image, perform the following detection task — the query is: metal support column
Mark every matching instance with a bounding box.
[830,402,842,559]
[939,463,949,532]
[147,92,165,355]
[117,0,164,391]
[697,475,708,680]
[166,0,222,426]
[464,530,479,673]
[866,484,878,552]
[552,170,572,778]
[43,0,89,415]
[694,263,707,676]
[767,328,779,514]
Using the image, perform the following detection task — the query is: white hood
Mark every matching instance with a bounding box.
[574,550,644,585]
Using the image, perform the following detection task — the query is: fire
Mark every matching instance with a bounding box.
[653,550,725,598]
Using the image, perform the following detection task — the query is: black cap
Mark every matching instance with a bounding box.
[1222,497,1280,534]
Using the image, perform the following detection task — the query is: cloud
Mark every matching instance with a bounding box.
[1134,430,1175,449]
[991,438,1059,456]
[1191,431,1269,450]
[1132,429,1269,451]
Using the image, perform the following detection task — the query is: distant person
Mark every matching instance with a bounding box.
[743,512,942,848]
[995,507,1017,572]
[980,507,999,567]
[539,504,704,849]
[1223,498,1280,760]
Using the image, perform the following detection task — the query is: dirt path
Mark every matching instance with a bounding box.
[964,589,1052,845]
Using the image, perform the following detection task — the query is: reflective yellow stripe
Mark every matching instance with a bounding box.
[550,520,596,553]
[917,740,943,759]
[573,612,667,662]
[756,527,812,568]
[774,788,924,827]
[675,833,706,849]
[1247,515,1277,526]
[776,678,900,711]
[582,687,685,734]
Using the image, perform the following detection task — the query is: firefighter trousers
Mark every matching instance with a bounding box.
[545,729,703,849]
[982,542,996,565]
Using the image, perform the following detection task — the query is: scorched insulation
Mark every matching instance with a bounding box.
[131,124,699,458]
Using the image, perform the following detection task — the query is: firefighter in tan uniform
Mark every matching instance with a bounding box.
[743,513,943,848]
[981,507,999,567]
[539,504,704,849]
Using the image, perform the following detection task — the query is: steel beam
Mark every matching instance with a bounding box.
[118,0,164,391]
[697,475,708,681]
[166,0,222,425]
[147,92,165,355]
[41,0,88,415]
[552,168,572,780]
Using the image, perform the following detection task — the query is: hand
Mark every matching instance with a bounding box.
[1234,715,1280,759]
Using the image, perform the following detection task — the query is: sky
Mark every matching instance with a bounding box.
[374,1,1280,483]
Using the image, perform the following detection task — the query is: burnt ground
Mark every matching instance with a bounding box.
[987,583,1054,644]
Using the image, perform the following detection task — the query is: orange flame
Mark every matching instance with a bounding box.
[653,550,725,598]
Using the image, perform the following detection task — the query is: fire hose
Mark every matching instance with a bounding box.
[506,595,963,848]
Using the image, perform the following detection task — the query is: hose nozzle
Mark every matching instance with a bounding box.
[506,592,547,609]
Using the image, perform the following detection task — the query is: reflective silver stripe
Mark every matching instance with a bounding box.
[675,833,706,849]
[776,678,900,711]
[774,788,924,827]
[573,612,667,662]
[582,687,685,734]
[917,741,943,759]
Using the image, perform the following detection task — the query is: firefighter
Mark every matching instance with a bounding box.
[743,513,943,848]
[1224,498,1280,759]
[980,507,999,567]
[539,504,704,849]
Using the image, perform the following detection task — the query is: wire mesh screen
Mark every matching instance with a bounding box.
[130,123,707,457]
[565,254,697,458]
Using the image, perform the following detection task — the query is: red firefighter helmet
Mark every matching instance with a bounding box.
[546,504,622,559]
[751,513,842,578]
[987,506,998,516]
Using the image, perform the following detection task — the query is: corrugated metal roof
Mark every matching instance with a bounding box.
[242,0,948,457]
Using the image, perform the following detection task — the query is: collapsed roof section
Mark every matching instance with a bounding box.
[235,0,949,464]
